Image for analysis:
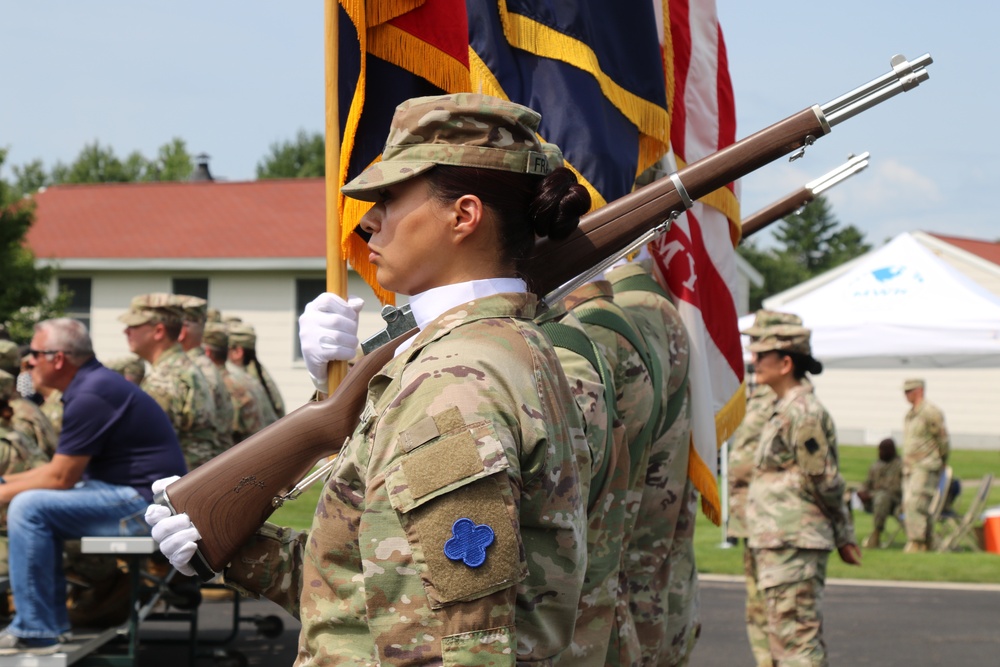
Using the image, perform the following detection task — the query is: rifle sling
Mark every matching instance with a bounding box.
[538,319,617,510]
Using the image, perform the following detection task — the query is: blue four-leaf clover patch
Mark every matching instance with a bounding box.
[444,518,495,568]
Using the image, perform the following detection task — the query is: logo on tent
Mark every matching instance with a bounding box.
[872,266,904,282]
[848,264,924,298]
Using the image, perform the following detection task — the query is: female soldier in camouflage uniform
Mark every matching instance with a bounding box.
[149,93,591,666]
[745,325,861,667]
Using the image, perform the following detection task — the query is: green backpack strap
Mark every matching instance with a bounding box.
[574,307,663,464]
[538,320,617,509]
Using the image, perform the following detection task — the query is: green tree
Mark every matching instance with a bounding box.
[0,148,68,342]
[49,138,193,185]
[256,130,325,179]
[739,195,871,310]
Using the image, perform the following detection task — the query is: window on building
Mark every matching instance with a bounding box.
[172,278,209,301]
[58,277,92,331]
[294,278,326,360]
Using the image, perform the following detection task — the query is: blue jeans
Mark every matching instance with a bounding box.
[5,480,150,639]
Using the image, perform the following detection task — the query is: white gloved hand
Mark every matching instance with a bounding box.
[145,475,181,529]
[150,512,201,577]
[299,293,365,391]
[145,475,199,576]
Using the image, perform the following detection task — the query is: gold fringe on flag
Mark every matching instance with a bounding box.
[337,1,472,306]
[497,0,672,166]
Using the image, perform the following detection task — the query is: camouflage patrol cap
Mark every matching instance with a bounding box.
[206,308,221,323]
[0,369,13,400]
[741,309,803,338]
[202,323,229,350]
[903,378,925,391]
[117,293,186,327]
[0,340,18,373]
[748,324,823,375]
[177,295,208,323]
[341,93,558,201]
[748,324,812,355]
[227,322,256,349]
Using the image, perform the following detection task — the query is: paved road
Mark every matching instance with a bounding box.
[119,575,1000,666]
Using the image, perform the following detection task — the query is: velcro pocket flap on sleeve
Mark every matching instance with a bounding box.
[386,410,509,514]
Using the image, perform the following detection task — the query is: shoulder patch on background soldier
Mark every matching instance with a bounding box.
[796,417,829,475]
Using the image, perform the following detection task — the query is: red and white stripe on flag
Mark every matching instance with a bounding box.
[649,0,746,524]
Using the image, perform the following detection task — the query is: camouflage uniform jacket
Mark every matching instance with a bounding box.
[229,363,279,427]
[860,457,903,501]
[40,390,64,435]
[188,348,235,453]
[726,385,775,539]
[606,262,696,666]
[229,292,588,666]
[218,362,266,443]
[10,396,59,459]
[248,362,285,418]
[747,383,854,550]
[0,419,49,527]
[141,344,219,469]
[558,281,655,665]
[903,400,949,473]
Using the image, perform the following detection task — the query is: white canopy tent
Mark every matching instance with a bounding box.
[739,232,1000,369]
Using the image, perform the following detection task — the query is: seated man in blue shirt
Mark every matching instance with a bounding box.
[0,318,187,655]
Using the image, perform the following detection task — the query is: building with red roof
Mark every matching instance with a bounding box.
[25,177,383,409]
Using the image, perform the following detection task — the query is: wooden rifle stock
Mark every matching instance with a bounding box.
[739,151,870,240]
[740,186,814,240]
[160,54,930,579]
[159,331,410,578]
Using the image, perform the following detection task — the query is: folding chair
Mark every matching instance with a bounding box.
[884,465,952,548]
[937,473,994,552]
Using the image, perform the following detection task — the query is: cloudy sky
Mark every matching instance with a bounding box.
[3,1,994,248]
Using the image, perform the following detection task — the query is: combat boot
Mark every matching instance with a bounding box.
[863,531,881,548]
[903,541,927,553]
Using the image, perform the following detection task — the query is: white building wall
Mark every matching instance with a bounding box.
[810,367,1000,450]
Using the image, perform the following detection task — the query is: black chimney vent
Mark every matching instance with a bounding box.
[191,153,214,182]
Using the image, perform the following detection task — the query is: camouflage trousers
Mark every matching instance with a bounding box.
[742,543,774,667]
[660,483,701,667]
[755,548,829,667]
[869,490,901,533]
[903,468,939,544]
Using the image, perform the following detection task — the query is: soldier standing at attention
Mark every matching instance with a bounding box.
[225,323,279,427]
[728,309,802,667]
[606,254,698,667]
[746,324,860,667]
[148,93,591,665]
[900,378,949,552]
[226,322,285,418]
[119,294,218,470]
[0,340,58,459]
[202,323,266,443]
[177,296,235,455]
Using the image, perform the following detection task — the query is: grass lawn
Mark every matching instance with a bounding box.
[699,445,1000,584]
[271,445,1000,584]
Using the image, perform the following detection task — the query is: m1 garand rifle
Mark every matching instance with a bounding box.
[740,151,871,240]
[157,52,933,580]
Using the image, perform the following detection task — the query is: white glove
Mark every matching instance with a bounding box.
[299,293,365,391]
[150,513,201,577]
[145,475,199,576]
